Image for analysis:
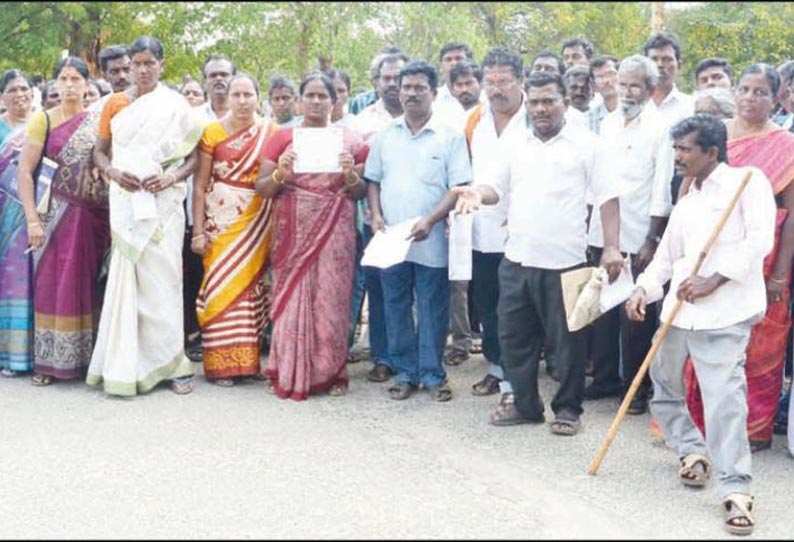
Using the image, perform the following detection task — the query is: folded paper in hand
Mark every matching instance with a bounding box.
[360,217,420,269]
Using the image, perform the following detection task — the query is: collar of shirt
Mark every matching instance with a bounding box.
[396,111,444,138]
[525,118,576,146]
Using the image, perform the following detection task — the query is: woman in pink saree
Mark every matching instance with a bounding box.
[685,64,794,452]
[255,72,368,400]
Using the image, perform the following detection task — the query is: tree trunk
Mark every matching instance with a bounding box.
[650,1,665,34]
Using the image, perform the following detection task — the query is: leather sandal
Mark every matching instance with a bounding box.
[443,349,470,367]
[490,394,544,426]
[31,373,54,386]
[471,374,501,396]
[549,413,582,436]
[427,382,453,402]
[388,382,416,401]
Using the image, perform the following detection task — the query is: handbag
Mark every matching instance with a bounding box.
[0,111,57,215]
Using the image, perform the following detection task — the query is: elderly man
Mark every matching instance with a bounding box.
[694,58,734,91]
[626,114,776,536]
[365,61,472,402]
[201,53,235,120]
[561,37,595,69]
[460,47,528,402]
[452,73,623,435]
[585,55,674,414]
[349,46,405,115]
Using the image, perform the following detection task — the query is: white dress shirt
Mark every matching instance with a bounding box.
[470,100,529,253]
[648,84,694,128]
[636,163,776,330]
[486,122,622,269]
[350,99,398,143]
[588,104,674,253]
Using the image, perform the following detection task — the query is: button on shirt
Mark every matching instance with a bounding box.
[470,101,529,253]
[588,105,675,253]
[486,122,622,269]
[648,85,694,128]
[365,114,472,268]
[636,164,776,330]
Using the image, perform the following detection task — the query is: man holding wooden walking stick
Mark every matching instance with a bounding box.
[625,114,776,535]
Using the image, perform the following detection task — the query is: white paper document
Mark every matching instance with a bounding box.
[599,257,635,313]
[448,211,473,280]
[293,126,344,174]
[361,217,421,269]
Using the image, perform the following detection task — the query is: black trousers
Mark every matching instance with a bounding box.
[182,229,204,340]
[619,255,657,398]
[471,251,503,366]
[586,246,621,392]
[498,259,586,420]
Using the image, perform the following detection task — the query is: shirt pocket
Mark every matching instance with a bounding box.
[707,203,744,242]
[417,148,446,189]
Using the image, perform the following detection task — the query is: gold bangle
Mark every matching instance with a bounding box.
[271,169,285,185]
[345,171,361,188]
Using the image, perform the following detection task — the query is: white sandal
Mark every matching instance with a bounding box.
[723,493,755,535]
[679,453,711,488]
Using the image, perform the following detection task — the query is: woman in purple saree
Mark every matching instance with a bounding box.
[17,57,109,385]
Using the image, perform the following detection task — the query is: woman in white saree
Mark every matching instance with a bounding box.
[88,36,204,396]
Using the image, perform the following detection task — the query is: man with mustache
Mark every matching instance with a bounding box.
[626,114,775,536]
[434,42,480,130]
[351,52,409,384]
[88,45,133,114]
[561,37,594,70]
[589,54,620,135]
[451,73,623,435]
[694,58,734,91]
[201,54,235,120]
[365,60,472,402]
[562,65,597,133]
[457,47,528,411]
[585,55,675,415]
[449,61,483,113]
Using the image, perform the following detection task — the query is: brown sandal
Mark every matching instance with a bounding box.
[327,382,348,397]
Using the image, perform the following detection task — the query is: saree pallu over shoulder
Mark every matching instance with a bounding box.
[0,125,33,371]
[196,121,275,379]
[108,84,204,264]
[87,85,200,396]
[33,109,110,380]
[728,129,794,195]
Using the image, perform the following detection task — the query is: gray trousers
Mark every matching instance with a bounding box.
[449,280,473,353]
[649,319,754,499]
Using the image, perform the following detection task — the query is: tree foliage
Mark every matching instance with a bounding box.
[0,2,789,94]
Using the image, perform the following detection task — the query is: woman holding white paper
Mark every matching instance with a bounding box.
[88,36,203,396]
[255,71,368,400]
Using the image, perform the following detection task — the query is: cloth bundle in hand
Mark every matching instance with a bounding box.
[561,267,607,332]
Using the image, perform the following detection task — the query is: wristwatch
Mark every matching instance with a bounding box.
[646,234,662,244]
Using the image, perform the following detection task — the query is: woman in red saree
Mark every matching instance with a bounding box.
[17,57,110,385]
[255,72,368,400]
[685,64,794,452]
[192,74,276,386]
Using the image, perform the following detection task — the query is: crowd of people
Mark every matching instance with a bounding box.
[1,31,794,535]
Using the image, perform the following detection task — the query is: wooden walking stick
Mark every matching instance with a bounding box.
[588,169,754,476]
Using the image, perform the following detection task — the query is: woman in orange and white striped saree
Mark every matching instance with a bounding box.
[192,74,276,386]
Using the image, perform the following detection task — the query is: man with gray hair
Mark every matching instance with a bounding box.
[694,87,736,120]
[585,54,674,414]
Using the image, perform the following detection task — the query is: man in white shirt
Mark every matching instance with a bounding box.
[562,65,597,133]
[442,59,484,368]
[433,42,476,130]
[464,47,528,399]
[644,33,695,126]
[590,54,620,134]
[586,55,675,414]
[626,114,776,536]
[201,54,235,120]
[452,73,623,435]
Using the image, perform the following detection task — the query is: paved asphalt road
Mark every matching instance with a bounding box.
[1,353,791,539]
